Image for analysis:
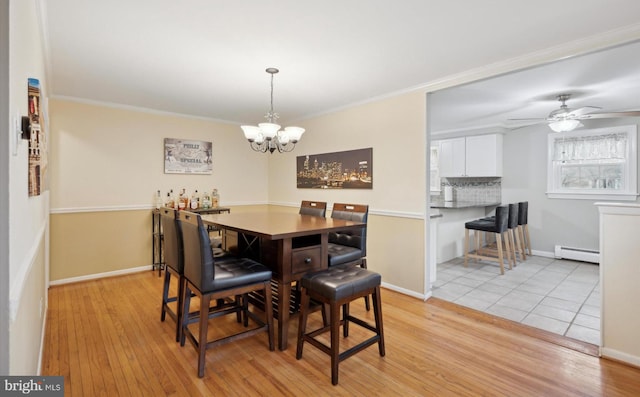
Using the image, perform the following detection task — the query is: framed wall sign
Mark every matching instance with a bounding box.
[296,147,373,189]
[164,138,212,174]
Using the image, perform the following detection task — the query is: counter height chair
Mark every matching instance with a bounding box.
[159,207,186,342]
[299,200,327,217]
[296,266,385,385]
[328,203,370,310]
[464,205,510,275]
[508,203,526,263]
[178,211,274,378]
[518,201,532,256]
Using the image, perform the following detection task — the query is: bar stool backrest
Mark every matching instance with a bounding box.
[160,207,183,274]
[299,200,327,217]
[495,206,509,233]
[518,201,528,225]
[178,211,215,292]
[330,203,369,257]
[508,203,519,229]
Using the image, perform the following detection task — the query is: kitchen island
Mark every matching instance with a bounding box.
[430,199,500,264]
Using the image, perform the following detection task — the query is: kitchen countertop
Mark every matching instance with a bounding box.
[430,199,501,209]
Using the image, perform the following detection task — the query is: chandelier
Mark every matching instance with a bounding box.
[241,68,305,153]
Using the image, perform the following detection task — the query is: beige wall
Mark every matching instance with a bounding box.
[49,93,429,297]
[49,99,269,210]
[50,210,149,281]
[48,99,270,282]
[269,91,428,296]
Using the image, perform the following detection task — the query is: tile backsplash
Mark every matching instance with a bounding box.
[440,177,501,202]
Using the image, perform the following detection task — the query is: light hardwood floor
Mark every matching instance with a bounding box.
[42,271,640,396]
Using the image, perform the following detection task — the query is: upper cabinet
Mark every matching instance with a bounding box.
[437,134,503,177]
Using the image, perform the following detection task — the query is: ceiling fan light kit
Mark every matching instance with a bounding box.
[241,68,305,154]
[548,119,582,133]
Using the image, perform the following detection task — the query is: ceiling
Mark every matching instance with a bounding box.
[40,1,640,127]
[429,39,640,136]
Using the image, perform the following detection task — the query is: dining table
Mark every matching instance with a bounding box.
[201,210,366,350]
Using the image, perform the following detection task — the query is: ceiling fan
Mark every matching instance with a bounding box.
[508,94,640,132]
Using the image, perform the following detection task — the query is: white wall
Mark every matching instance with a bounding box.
[7,0,49,374]
[0,0,11,375]
[597,203,640,366]
[502,117,640,254]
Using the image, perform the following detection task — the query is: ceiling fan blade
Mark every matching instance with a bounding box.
[504,118,546,130]
[579,111,640,119]
[506,117,546,122]
[567,106,602,117]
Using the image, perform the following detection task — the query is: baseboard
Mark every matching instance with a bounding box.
[600,347,640,368]
[49,265,151,286]
[381,281,426,300]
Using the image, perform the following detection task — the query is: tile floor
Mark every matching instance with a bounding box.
[432,255,601,345]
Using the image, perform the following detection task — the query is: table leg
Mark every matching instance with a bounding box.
[277,280,292,350]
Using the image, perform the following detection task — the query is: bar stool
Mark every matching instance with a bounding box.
[296,266,385,385]
[159,207,185,342]
[508,203,526,263]
[464,206,510,274]
[518,201,532,256]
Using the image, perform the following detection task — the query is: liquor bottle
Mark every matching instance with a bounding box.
[211,188,220,208]
[155,190,163,209]
[165,192,174,208]
[201,191,211,209]
[190,190,199,210]
[178,189,188,210]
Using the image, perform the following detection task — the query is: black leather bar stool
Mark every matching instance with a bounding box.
[464,205,510,275]
[159,207,185,342]
[178,211,274,378]
[518,201,532,256]
[296,266,385,385]
[508,203,526,263]
[328,203,370,310]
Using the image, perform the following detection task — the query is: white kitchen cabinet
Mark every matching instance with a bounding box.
[438,137,466,177]
[438,134,503,177]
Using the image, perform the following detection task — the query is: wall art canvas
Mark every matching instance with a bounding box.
[297,147,373,189]
[28,78,48,196]
[164,138,213,174]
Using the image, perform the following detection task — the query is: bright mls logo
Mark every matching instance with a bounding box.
[0,376,63,396]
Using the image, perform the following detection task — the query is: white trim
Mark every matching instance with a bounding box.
[596,202,640,215]
[530,249,556,259]
[49,265,150,286]
[51,204,154,214]
[600,347,640,367]
[370,209,423,219]
[9,225,46,323]
[381,281,427,301]
[37,304,47,376]
[49,200,269,214]
[548,193,638,201]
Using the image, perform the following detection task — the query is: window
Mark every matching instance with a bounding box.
[430,143,441,192]
[547,125,638,200]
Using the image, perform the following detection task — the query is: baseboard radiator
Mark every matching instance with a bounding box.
[554,245,600,264]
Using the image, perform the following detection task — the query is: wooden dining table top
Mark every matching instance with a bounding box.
[200,211,365,240]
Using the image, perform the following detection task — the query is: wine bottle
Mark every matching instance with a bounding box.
[155,190,163,209]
